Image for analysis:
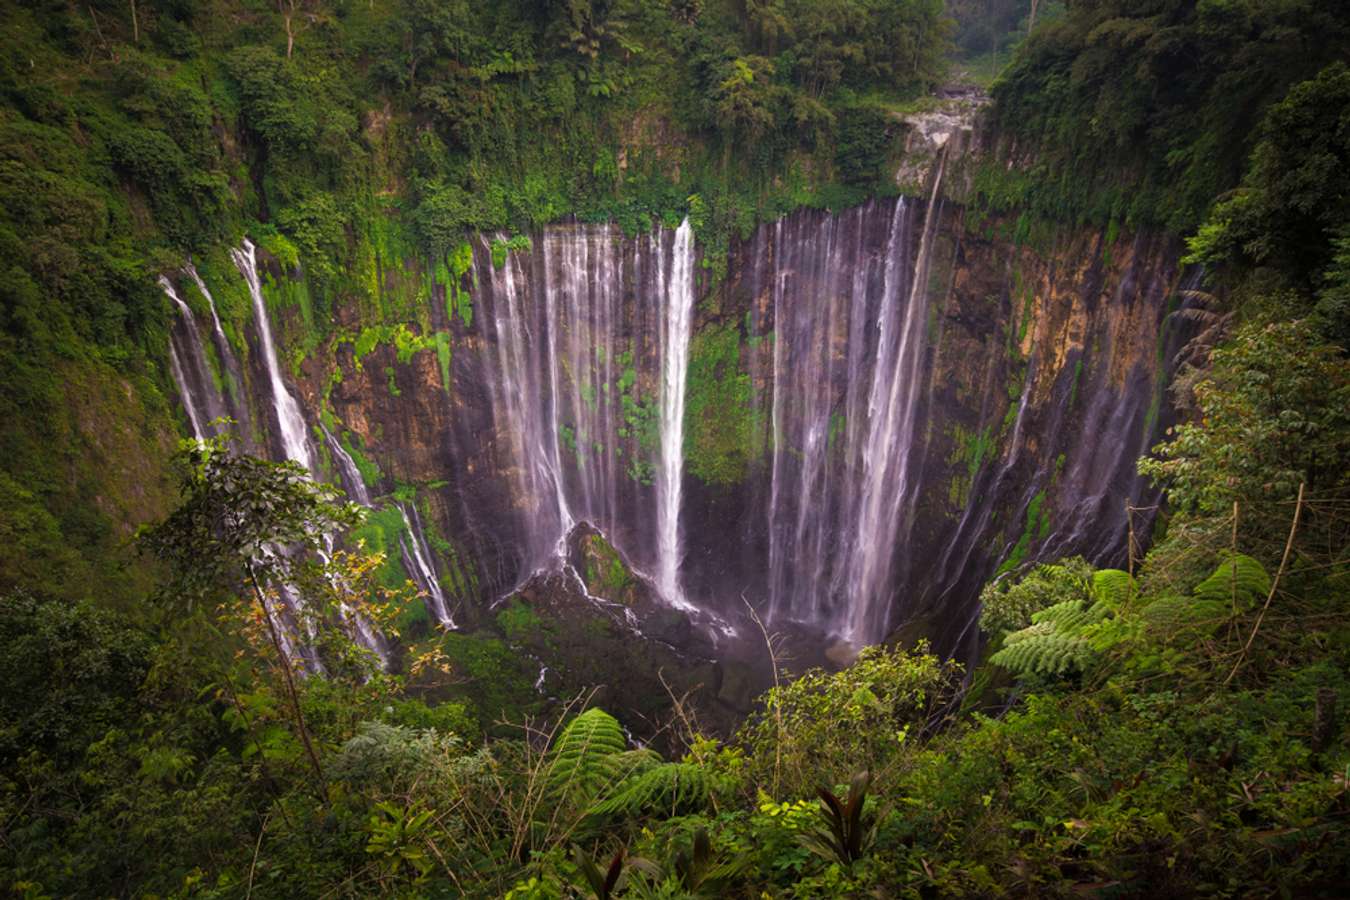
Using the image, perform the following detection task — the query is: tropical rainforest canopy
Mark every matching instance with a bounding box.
[1,0,1348,897]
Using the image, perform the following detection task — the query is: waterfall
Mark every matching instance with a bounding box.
[230,239,315,474]
[321,424,372,506]
[764,178,945,643]
[166,339,204,441]
[471,221,701,612]
[479,237,568,568]
[656,219,694,610]
[398,502,453,626]
[183,263,254,443]
[160,271,315,666]
[322,419,453,631]
[156,182,1180,658]
[186,263,229,349]
[160,276,226,439]
[844,151,948,642]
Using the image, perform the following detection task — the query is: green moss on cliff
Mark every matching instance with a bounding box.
[683,323,763,486]
[996,489,1050,576]
[946,423,996,508]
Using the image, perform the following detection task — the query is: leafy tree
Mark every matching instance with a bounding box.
[737,643,959,797]
[1141,319,1350,518]
[988,571,1126,679]
[140,436,364,784]
[991,0,1350,231]
[0,591,151,769]
[1186,63,1350,339]
[711,55,782,142]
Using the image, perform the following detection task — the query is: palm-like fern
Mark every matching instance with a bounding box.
[1092,568,1134,607]
[587,762,720,821]
[990,623,1096,676]
[1192,554,1270,610]
[1140,554,1270,632]
[991,568,1132,677]
[1032,598,1109,631]
[542,708,629,811]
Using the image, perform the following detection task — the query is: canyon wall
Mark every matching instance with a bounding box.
[161,128,1195,662]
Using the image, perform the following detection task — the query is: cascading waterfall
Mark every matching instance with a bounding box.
[844,150,947,642]
[160,276,226,439]
[321,417,452,635]
[321,424,372,506]
[161,169,1182,660]
[186,263,229,351]
[470,220,701,613]
[317,429,391,657]
[478,236,569,568]
[656,219,695,610]
[183,263,254,445]
[231,239,315,474]
[764,173,945,643]
[159,271,312,666]
[166,339,205,441]
[397,502,453,626]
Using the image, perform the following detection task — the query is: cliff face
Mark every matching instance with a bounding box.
[160,112,1195,661]
[679,192,1189,657]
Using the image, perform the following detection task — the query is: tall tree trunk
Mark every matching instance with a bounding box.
[247,562,325,791]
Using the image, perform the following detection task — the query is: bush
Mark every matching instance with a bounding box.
[978,556,1094,637]
[737,643,960,797]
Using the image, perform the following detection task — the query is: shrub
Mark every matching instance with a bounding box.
[737,643,959,797]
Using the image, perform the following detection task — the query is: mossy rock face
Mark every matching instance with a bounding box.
[683,322,764,486]
[884,611,942,653]
[499,525,781,748]
[572,527,641,606]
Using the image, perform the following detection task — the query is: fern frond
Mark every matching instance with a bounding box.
[1091,569,1134,608]
[991,630,1094,677]
[598,748,663,785]
[1140,594,1229,633]
[587,762,718,821]
[1192,554,1269,612]
[1001,620,1055,645]
[543,708,627,809]
[1031,599,1108,631]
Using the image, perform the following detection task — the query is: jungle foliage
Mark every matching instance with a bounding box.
[2,388,1346,895]
[986,0,1350,236]
[0,0,951,607]
[2,0,1350,897]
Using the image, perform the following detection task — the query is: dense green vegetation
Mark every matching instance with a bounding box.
[0,0,951,606]
[3,365,1347,894]
[2,0,1349,896]
[985,0,1350,234]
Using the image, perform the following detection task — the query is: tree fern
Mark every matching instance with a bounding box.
[597,748,663,785]
[543,708,628,810]
[1031,598,1109,632]
[587,762,720,821]
[990,628,1095,676]
[990,569,1127,678]
[1140,555,1270,633]
[1139,594,1230,632]
[1091,568,1134,608]
[1192,554,1270,611]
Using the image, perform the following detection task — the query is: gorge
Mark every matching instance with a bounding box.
[6,0,1348,894]
[159,119,1194,683]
